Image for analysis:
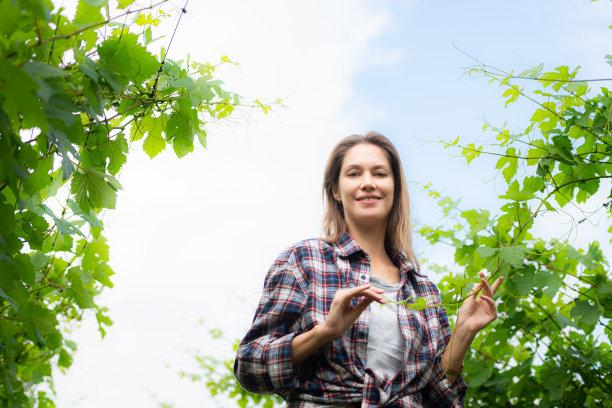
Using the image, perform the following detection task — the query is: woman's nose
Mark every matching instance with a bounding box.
[360,174,375,189]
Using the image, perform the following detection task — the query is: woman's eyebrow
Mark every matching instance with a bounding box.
[343,163,390,169]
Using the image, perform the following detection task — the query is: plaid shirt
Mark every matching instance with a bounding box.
[234,233,467,407]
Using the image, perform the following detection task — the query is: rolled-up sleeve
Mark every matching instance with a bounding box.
[423,293,468,407]
[234,249,308,394]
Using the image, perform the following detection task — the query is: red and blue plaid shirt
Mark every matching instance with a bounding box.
[234,233,467,407]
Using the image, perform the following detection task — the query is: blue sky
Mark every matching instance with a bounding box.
[53,1,612,406]
[356,0,612,209]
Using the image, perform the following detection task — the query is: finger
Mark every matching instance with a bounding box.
[354,296,376,315]
[468,282,482,297]
[479,295,497,314]
[491,276,504,294]
[349,284,384,301]
[479,272,494,298]
[345,284,373,296]
[336,285,383,306]
[335,284,371,303]
[361,288,385,300]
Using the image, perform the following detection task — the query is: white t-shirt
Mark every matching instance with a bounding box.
[365,276,404,379]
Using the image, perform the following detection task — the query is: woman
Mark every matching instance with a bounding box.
[234,132,503,407]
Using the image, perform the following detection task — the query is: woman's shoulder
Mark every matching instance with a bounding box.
[273,237,337,265]
[265,238,337,291]
[405,267,442,298]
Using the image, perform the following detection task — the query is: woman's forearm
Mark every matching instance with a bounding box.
[440,324,476,384]
[290,325,335,365]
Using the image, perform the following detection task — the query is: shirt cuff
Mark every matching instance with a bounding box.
[429,354,467,405]
[266,331,301,390]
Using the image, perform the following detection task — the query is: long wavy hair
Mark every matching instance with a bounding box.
[322,131,419,271]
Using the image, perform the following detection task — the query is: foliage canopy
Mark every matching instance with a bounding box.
[0,0,271,406]
[418,58,612,406]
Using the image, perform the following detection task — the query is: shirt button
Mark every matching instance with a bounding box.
[360,274,366,280]
[358,331,366,339]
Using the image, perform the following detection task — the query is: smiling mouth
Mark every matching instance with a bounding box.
[357,196,380,201]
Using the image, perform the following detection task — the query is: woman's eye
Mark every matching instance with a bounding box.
[347,172,359,177]
[375,171,388,177]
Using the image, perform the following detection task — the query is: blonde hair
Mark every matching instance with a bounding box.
[322,131,419,271]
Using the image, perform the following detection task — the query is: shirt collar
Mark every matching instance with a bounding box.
[334,232,365,258]
[334,232,419,277]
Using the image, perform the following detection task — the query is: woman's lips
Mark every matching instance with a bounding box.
[357,195,381,202]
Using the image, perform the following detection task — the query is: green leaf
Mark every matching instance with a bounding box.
[30,252,50,270]
[140,115,167,158]
[67,199,104,229]
[502,85,521,107]
[17,302,60,348]
[96,307,113,338]
[544,369,569,401]
[23,155,54,195]
[0,59,47,131]
[522,176,544,195]
[81,235,109,271]
[505,264,534,296]
[462,143,482,164]
[0,287,20,313]
[98,33,159,89]
[566,245,598,271]
[533,269,562,298]
[169,77,197,92]
[167,110,195,158]
[570,300,601,332]
[0,267,28,312]
[71,169,118,212]
[101,134,128,175]
[526,139,548,166]
[461,209,490,233]
[23,61,66,79]
[117,0,136,8]
[58,348,73,368]
[499,245,528,268]
[67,267,94,309]
[197,129,207,149]
[13,253,36,285]
[499,180,535,202]
[495,148,518,183]
[466,361,493,387]
[197,77,216,101]
[530,105,558,134]
[36,202,86,238]
[74,0,104,27]
[476,246,498,258]
[93,263,114,288]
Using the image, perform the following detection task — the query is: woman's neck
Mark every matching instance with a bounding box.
[348,223,388,261]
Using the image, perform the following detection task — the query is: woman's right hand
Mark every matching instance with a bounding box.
[319,284,385,340]
[291,284,384,364]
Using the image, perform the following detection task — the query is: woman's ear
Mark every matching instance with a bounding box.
[332,185,341,203]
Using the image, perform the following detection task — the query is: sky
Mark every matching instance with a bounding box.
[52,1,612,407]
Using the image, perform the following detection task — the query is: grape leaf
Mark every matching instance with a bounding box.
[499,245,528,268]
[70,170,118,212]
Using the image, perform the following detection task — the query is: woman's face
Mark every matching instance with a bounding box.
[333,143,394,232]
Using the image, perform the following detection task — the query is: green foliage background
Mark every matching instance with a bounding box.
[417,59,612,406]
[0,0,271,406]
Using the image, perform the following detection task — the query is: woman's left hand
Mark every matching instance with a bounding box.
[457,271,504,335]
